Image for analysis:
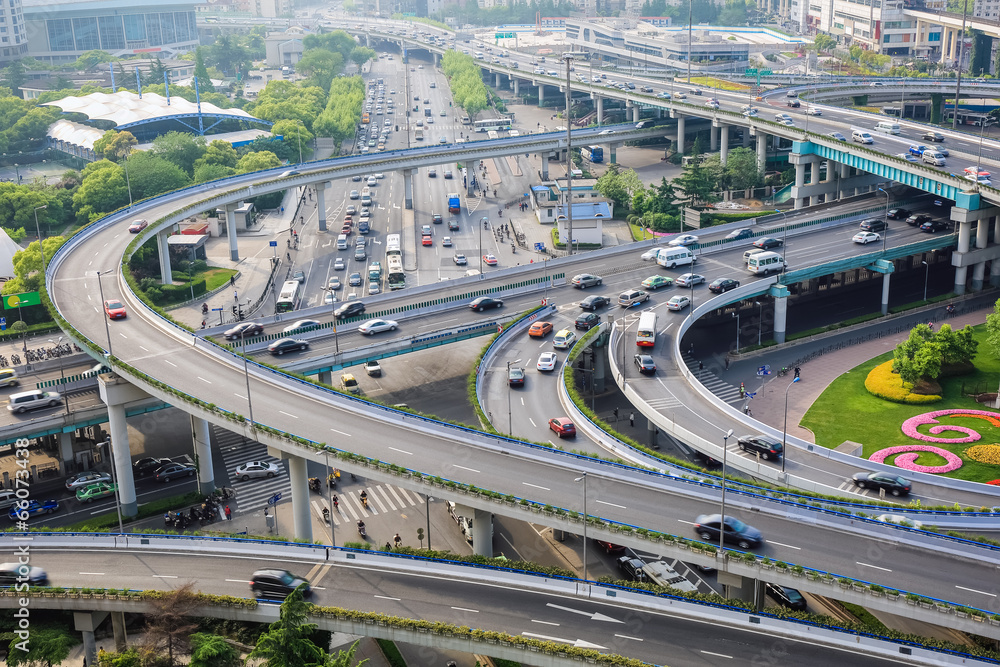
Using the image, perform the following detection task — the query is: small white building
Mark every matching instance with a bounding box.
[551,201,612,246]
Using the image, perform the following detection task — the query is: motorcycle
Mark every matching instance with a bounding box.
[309,477,321,493]
[322,507,331,523]
[357,521,367,538]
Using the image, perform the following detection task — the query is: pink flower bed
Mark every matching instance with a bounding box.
[869,445,963,474]
[900,409,1000,444]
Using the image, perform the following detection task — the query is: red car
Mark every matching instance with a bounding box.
[482,254,498,266]
[128,219,148,233]
[104,299,126,320]
[341,225,352,236]
[422,235,433,246]
[549,417,576,438]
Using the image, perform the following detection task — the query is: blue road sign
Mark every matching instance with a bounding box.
[757,365,770,376]
[267,493,282,506]
[269,241,278,247]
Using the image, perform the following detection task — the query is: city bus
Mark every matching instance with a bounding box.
[276,280,301,313]
[582,145,604,163]
[386,233,405,290]
[473,117,513,133]
[635,311,657,347]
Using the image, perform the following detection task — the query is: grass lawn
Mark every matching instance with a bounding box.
[689,76,750,92]
[202,267,238,291]
[801,325,1000,484]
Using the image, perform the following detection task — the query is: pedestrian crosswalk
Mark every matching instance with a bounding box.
[214,426,289,511]
[683,354,745,405]
[310,483,425,526]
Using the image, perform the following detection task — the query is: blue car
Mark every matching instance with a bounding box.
[8,499,59,522]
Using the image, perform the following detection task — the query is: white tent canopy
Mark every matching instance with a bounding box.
[0,227,22,280]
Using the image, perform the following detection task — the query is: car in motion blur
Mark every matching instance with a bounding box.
[223,322,264,340]
[268,338,309,355]
[693,513,764,549]
[470,296,503,312]
[250,569,312,599]
[851,471,912,496]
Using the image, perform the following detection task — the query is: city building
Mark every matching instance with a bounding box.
[0,0,28,66]
[265,28,306,67]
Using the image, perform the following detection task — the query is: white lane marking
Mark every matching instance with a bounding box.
[676,519,697,525]
[80,572,105,576]
[389,447,412,455]
[596,500,626,509]
[528,418,537,427]
[164,360,177,367]
[768,541,801,550]
[615,634,643,641]
[453,465,480,473]
[138,346,149,352]
[531,619,560,626]
[374,595,400,601]
[151,575,177,579]
[523,482,550,491]
[857,562,892,572]
[235,393,247,400]
[701,651,733,659]
[452,606,479,613]
[198,377,212,384]
[956,585,996,597]
[278,410,298,418]
[330,428,352,437]
[225,579,251,583]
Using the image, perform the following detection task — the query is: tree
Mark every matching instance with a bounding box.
[3,60,26,97]
[724,147,762,195]
[986,298,1000,359]
[350,46,377,70]
[594,163,628,208]
[189,633,240,667]
[718,0,747,25]
[235,150,283,174]
[209,33,253,77]
[143,582,200,665]
[124,151,191,200]
[812,34,837,52]
[892,324,945,385]
[151,131,207,176]
[321,640,367,667]
[195,139,239,170]
[248,586,325,667]
[673,137,715,205]
[193,163,236,184]
[94,130,138,162]
[296,48,344,92]
[193,48,215,93]
[3,626,77,666]
[72,160,129,223]
[96,648,142,667]
[272,119,314,161]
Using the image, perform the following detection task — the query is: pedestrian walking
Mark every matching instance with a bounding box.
[794,366,801,379]
[699,361,704,371]
[394,532,402,548]
[629,411,635,427]
[613,407,619,420]
[230,275,235,287]
[224,505,232,521]
[725,358,730,371]
[739,382,745,398]
[201,319,206,329]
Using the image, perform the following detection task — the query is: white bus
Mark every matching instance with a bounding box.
[386,233,404,290]
[635,311,657,348]
[276,280,300,313]
[473,117,513,133]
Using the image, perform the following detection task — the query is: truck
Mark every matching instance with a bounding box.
[641,561,698,593]
[448,192,461,214]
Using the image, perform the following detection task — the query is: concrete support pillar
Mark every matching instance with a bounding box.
[755,132,766,172]
[316,182,327,233]
[955,220,972,294]
[287,454,312,542]
[107,404,137,516]
[808,159,822,206]
[318,370,333,386]
[631,104,640,123]
[513,78,520,95]
[596,95,603,125]
[774,294,788,344]
[992,217,1000,287]
[59,432,74,473]
[404,169,414,209]
[609,143,617,165]
[742,130,751,147]
[881,272,891,316]
[541,155,549,180]
[720,125,730,165]
[190,415,214,495]
[676,115,686,154]
[495,73,501,88]
[472,508,493,557]
[593,348,606,393]
[973,218,990,290]
[112,611,127,651]
[74,612,107,667]
[793,162,806,210]
[225,204,239,262]
[710,126,718,152]
[839,162,850,199]
[647,418,659,449]
[466,166,476,195]
[156,229,173,285]
[538,83,545,106]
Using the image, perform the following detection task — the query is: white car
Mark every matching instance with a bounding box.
[705,99,720,109]
[235,461,280,481]
[358,318,398,335]
[640,248,660,261]
[334,258,345,270]
[442,236,453,247]
[328,277,341,290]
[742,107,758,117]
[853,231,881,245]
[874,513,923,530]
[777,118,795,126]
[453,253,468,265]
[283,319,321,333]
[675,273,705,287]
[805,107,822,116]
[536,352,558,371]
[666,295,691,311]
[669,234,699,247]
[774,113,793,122]
[375,173,385,179]
[324,292,336,305]
[368,282,381,295]
[66,471,113,490]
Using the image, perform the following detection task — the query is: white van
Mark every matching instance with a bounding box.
[747,251,787,275]
[655,247,696,269]
[922,150,946,166]
[852,130,874,144]
[336,234,348,250]
[874,120,900,134]
[8,389,61,414]
[743,247,767,263]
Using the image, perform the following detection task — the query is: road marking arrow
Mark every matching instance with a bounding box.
[522,632,608,650]
[546,603,624,623]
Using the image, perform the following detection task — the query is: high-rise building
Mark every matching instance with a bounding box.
[0,0,29,66]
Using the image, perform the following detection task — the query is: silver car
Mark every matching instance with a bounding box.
[234,461,280,481]
[66,471,112,490]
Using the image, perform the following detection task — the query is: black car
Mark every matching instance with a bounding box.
[708,278,740,294]
[154,462,196,483]
[448,220,460,231]
[692,450,722,468]
[469,296,503,312]
[268,338,309,356]
[223,322,264,340]
[858,218,888,232]
[134,457,172,477]
[786,99,800,108]
[693,513,764,549]
[432,213,443,224]
[575,312,599,330]
[851,471,912,496]
[753,237,783,250]
[579,295,609,311]
[766,584,806,611]
[886,208,910,220]
[725,228,753,241]
[923,131,945,142]
[737,434,784,460]
[507,366,525,387]
[920,219,951,233]
[335,302,366,319]
[617,556,647,582]
[348,272,363,287]
[250,569,312,600]
[634,354,656,374]
[351,175,363,182]
[905,213,932,226]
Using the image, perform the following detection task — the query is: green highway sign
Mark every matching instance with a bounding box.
[744,68,772,76]
[495,32,515,39]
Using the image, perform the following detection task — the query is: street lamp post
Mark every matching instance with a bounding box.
[755,300,763,346]
[574,472,588,583]
[103,436,125,535]
[780,377,801,479]
[775,209,788,262]
[322,286,340,355]
[877,186,890,253]
[122,147,134,208]
[732,311,740,353]
[480,216,488,275]
[49,336,68,414]
[719,429,734,553]
[239,329,256,437]
[33,205,48,274]
[922,260,929,302]
[95,270,115,357]
[563,52,586,255]
[507,358,520,436]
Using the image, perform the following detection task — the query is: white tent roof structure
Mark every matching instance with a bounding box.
[42,91,259,129]
[0,227,23,280]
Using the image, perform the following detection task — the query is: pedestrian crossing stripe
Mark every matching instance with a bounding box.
[312,485,424,526]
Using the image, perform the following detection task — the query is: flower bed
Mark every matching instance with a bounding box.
[901,409,1000,444]
[869,445,963,474]
[864,361,941,404]
[965,444,1000,465]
